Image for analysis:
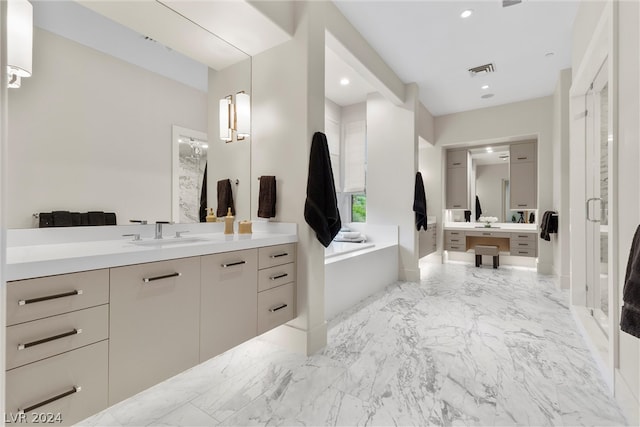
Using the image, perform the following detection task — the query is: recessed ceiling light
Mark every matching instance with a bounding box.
[460,9,473,18]
[481,85,489,90]
[545,52,555,58]
[340,78,350,86]
[481,93,495,99]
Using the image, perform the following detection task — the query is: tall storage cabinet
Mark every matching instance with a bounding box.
[200,249,258,361]
[446,149,469,209]
[108,257,201,405]
[509,142,537,209]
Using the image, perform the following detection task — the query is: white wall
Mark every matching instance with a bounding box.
[572,1,608,81]
[7,29,207,228]
[552,68,572,288]
[208,58,252,220]
[434,96,554,274]
[366,85,419,281]
[475,164,508,221]
[418,102,434,144]
[251,1,327,355]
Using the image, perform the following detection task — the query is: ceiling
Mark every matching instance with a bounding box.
[332,0,580,116]
[325,46,375,106]
[469,145,510,165]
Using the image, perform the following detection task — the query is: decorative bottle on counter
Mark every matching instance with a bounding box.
[206,208,217,223]
[224,208,235,234]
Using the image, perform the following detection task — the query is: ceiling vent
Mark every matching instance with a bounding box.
[503,0,522,7]
[468,63,495,76]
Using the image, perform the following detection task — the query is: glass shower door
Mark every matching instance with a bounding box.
[585,61,610,337]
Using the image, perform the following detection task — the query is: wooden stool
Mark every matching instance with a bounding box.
[475,245,499,269]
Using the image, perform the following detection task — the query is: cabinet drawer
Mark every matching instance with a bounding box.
[200,249,258,361]
[510,142,536,163]
[258,283,295,335]
[447,150,467,168]
[258,263,295,292]
[511,232,536,242]
[6,340,108,427]
[445,243,466,252]
[466,230,502,238]
[6,305,109,370]
[109,257,200,405]
[510,240,537,251]
[258,244,295,269]
[445,236,464,246]
[511,247,537,257]
[444,230,465,239]
[7,269,109,327]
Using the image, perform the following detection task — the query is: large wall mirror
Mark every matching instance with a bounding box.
[470,145,511,222]
[7,0,252,228]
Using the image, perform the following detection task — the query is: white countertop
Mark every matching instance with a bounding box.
[6,223,297,281]
[444,222,538,232]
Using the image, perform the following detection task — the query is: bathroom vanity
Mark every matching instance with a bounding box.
[4,223,297,425]
[443,223,538,257]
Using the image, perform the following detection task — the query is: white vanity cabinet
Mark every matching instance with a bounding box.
[108,257,201,405]
[509,142,537,209]
[200,249,258,361]
[5,270,109,426]
[446,150,470,210]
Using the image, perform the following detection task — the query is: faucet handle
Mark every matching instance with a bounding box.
[175,230,190,238]
[129,219,148,225]
[122,233,141,241]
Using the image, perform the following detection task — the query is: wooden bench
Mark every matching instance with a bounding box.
[475,245,499,269]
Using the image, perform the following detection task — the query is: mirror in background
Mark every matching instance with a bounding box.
[470,146,510,222]
[7,0,251,228]
[172,126,208,223]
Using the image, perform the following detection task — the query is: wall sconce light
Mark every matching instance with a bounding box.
[219,91,250,142]
[7,0,33,89]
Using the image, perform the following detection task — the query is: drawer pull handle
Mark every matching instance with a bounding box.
[518,243,529,246]
[482,233,490,236]
[19,386,81,414]
[519,251,528,254]
[517,204,527,207]
[269,304,288,313]
[270,273,288,281]
[143,272,181,283]
[453,205,461,208]
[517,156,527,160]
[221,261,246,268]
[451,239,459,242]
[18,290,83,306]
[270,253,289,259]
[517,235,528,238]
[452,162,461,165]
[18,328,82,351]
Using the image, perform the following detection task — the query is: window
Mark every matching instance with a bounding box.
[351,193,366,222]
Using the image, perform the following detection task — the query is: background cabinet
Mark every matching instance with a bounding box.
[200,249,258,361]
[509,142,537,209]
[109,257,200,405]
[446,150,469,209]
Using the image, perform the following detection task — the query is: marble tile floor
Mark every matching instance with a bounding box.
[78,263,628,426]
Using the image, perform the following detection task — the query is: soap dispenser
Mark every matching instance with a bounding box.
[224,207,235,234]
[206,208,217,223]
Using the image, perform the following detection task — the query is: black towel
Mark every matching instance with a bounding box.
[258,176,277,218]
[304,132,341,247]
[540,210,557,241]
[216,179,235,217]
[52,211,72,227]
[199,163,207,222]
[413,172,427,231]
[38,213,53,228]
[621,225,640,338]
[104,212,117,225]
[70,212,82,226]
[88,211,106,226]
[475,196,482,221]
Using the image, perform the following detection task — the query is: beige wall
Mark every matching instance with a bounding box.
[434,96,554,274]
[7,29,207,228]
[552,68,571,288]
[251,1,327,354]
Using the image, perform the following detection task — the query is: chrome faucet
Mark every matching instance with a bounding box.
[155,221,170,239]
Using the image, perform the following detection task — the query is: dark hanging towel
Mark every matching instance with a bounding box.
[475,196,482,221]
[38,212,53,228]
[257,176,277,218]
[304,132,341,247]
[88,211,106,226]
[413,172,427,231]
[621,225,640,338]
[199,163,208,222]
[540,210,558,241]
[216,179,235,217]
[52,211,72,227]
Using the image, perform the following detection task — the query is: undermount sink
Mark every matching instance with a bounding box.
[130,236,207,246]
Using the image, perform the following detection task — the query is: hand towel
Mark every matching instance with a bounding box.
[475,196,482,221]
[216,179,235,217]
[199,163,207,222]
[104,212,117,225]
[52,211,72,227]
[88,211,106,226]
[257,176,277,218]
[304,132,341,247]
[540,210,557,241]
[38,213,53,228]
[621,225,640,338]
[413,172,427,231]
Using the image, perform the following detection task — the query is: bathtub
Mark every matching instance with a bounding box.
[324,224,398,320]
